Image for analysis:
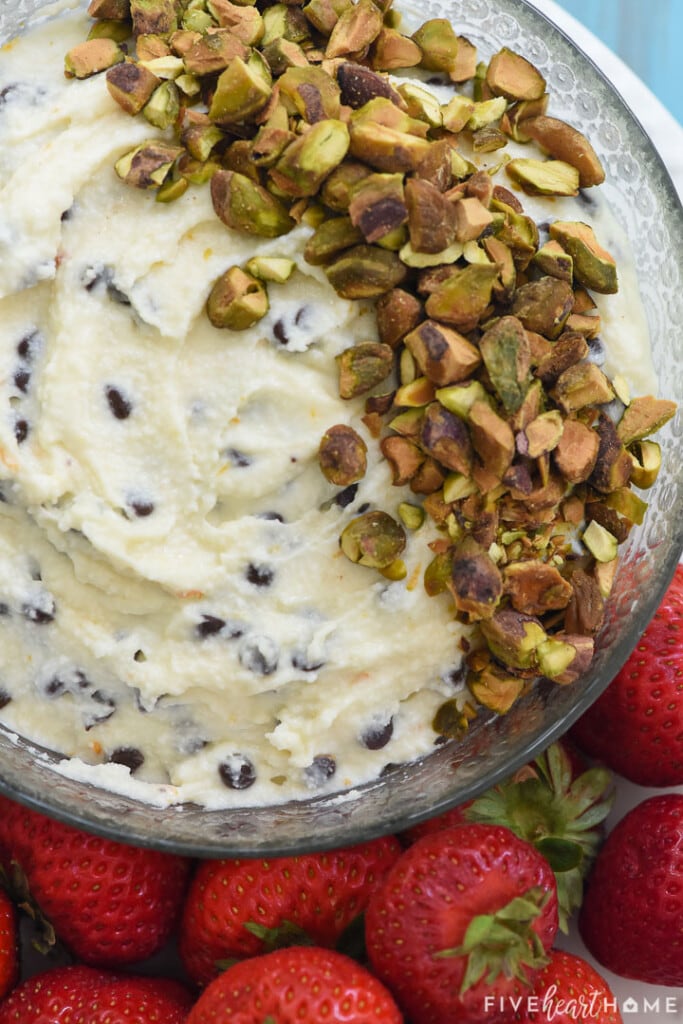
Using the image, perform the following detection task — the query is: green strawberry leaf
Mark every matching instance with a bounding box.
[534,837,583,872]
[244,919,314,951]
[336,912,367,962]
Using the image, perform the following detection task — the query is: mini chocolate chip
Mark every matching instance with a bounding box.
[360,718,394,750]
[294,307,308,326]
[259,511,285,522]
[578,189,596,208]
[22,600,55,625]
[587,336,605,366]
[196,614,226,638]
[334,483,358,509]
[83,265,107,292]
[84,691,116,730]
[228,448,252,468]
[305,755,336,785]
[14,420,29,445]
[291,650,325,673]
[13,369,30,393]
[357,502,371,515]
[133,649,146,663]
[61,206,74,222]
[219,755,257,790]
[0,689,11,709]
[17,330,40,361]
[107,281,131,306]
[0,85,18,105]
[443,664,467,688]
[246,563,274,588]
[109,747,145,774]
[273,319,289,345]
[239,635,279,676]
[106,386,133,420]
[45,676,66,697]
[129,499,155,517]
[0,603,9,616]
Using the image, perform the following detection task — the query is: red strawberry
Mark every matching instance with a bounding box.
[179,835,401,987]
[401,742,613,931]
[0,796,191,967]
[0,964,193,1023]
[516,950,622,1023]
[187,946,402,1023]
[579,793,683,985]
[366,824,559,1024]
[0,890,18,1001]
[571,563,683,785]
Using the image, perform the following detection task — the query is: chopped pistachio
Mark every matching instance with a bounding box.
[182,123,224,162]
[472,126,507,153]
[500,94,549,143]
[425,263,499,332]
[381,435,425,485]
[278,65,341,121]
[616,395,677,446]
[511,277,574,339]
[348,121,431,173]
[182,8,214,32]
[536,637,578,679]
[450,34,477,82]
[582,519,618,563]
[479,315,531,413]
[441,94,475,132]
[115,141,182,188]
[523,410,564,458]
[399,240,463,269]
[209,53,272,124]
[207,265,269,330]
[130,0,178,37]
[336,341,394,398]
[88,19,133,42]
[340,510,406,570]
[211,170,294,237]
[89,0,131,17]
[480,609,546,670]
[397,82,443,128]
[371,26,422,70]
[303,0,353,37]
[156,174,190,202]
[486,47,546,101]
[398,502,425,530]
[399,346,416,386]
[325,244,407,298]
[412,18,459,73]
[404,320,480,387]
[420,402,473,476]
[443,472,477,503]
[390,408,424,437]
[65,38,124,78]
[506,158,579,197]
[380,559,407,581]
[245,256,296,283]
[468,399,515,479]
[522,115,605,188]
[106,61,160,114]
[270,119,350,198]
[319,424,368,485]
[450,536,503,620]
[176,72,201,96]
[208,0,264,44]
[347,173,407,245]
[321,161,371,212]
[549,221,618,294]
[143,79,180,129]
[424,550,454,596]
[552,363,614,414]
[183,30,249,76]
[628,439,662,489]
[436,380,490,419]
[138,54,185,78]
[466,96,507,131]
[604,487,647,526]
[304,216,364,265]
[394,376,435,408]
[533,239,573,282]
[326,0,383,58]
[376,288,423,348]
[136,33,171,61]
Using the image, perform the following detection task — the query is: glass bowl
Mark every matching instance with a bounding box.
[0,0,681,856]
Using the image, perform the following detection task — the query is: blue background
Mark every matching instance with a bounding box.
[552,0,682,124]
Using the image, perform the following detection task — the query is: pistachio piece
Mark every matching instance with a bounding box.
[207,266,268,329]
[398,82,443,128]
[399,239,463,269]
[156,174,190,203]
[89,19,133,42]
[522,115,605,188]
[270,119,350,198]
[492,200,538,271]
[65,38,125,78]
[534,332,589,386]
[115,141,182,188]
[138,53,184,77]
[582,520,618,563]
[449,536,503,620]
[325,244,407,298]
[486,46,546,101]
[552,363,614,414]
[338,61,402,109]
[536,636,580,680]
[452,197,495,244]
[389,408,424,437]
[303,0,352,37]
[603,487,647,526]
[565,568,604,636]
[319,424,368,484]
[89,0,131,17]
[404,320,480,387]
[143,79,180,129]
[425,263,499,332]
[245,256,295,283]
[440,94,475,133]
[321,161,372,211]
[589,413,633,494]
[106,61,160,114]
[336,341,394,398]
[404,178,459,254]
[340,510,406,569]
[469,662,525,713]
[615,395,677,446]
[398,502,425,530]
[506,158,579,197]
[348,172,407,244]
[262,3,310,46]
[209,53,272,124]
[500,95,549,143]
[411,18,459,74]
[479,315,531,414]
[183,30,249,75]
[468,400,515,479]
[211,170,294,237]
[521,410,564,459]
[511,277,574,339]
[371,27,422,71]
[480,609,547,670]
[549,221,618,294]
[424,550,454,595]
[304,216,364,265]
[420,402,472,476]
[503,562,573,616]
[136,33,171,61]
[278,66,341,122]
[375,288,422,347]
[348,121,431,173]
[443,472,477,502]
[182,122,225,162]
[182,8,214,33]
[467,96,507,131]
[380,435,425,485]
[394,376,435,408]
[628,439,662,489]
[545,633,594,685]
[483,236,516,303]
[533,239,573,282]
[436,380,490,419]
[325,0,383,59]
[130,0,178,37]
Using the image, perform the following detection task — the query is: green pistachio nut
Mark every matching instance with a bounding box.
[65,38,125,78]
[209,52,272,125]
[336,341,394,399]
[325,244,407,299]
[340,510,406,570]
[269,119,350,198]
[211,170,294,237]
[411,18,459,73]
[207,266,269,329]
[143,79,181,129]
[115,141,182,188]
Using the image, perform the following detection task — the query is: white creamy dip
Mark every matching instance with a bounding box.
[0,4,656,808]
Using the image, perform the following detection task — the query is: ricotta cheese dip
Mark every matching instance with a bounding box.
[0,4,656,809]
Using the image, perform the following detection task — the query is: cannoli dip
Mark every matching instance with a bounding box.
[0,1,657,808]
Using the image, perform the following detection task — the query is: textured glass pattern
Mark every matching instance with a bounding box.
[0,0,681,855]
